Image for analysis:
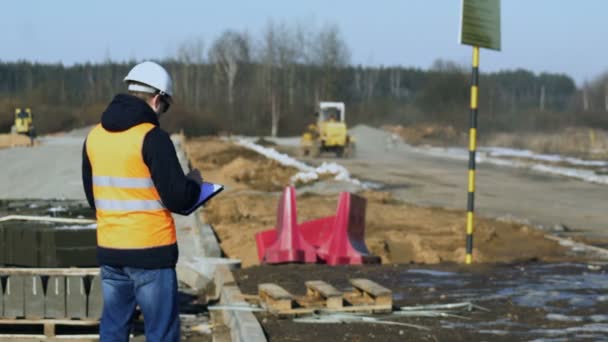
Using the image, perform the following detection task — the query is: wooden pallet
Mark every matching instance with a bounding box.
[258,278,392,316]
[0,268,100,276]
[0,318,99,341]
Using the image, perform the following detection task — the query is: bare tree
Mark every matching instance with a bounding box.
[310,24,350,100]
[258,21,306,137]
[209,30,250,106]
[176,37,205,109]
[311,24,350,68]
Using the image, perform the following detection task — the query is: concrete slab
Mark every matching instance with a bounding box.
[45,276,66,318]
[38,228,57,267]
[0,275,4,316]
[218,283,266,342]
[66,276,87,318]
[4,275,24,318]
[55,228,97,248]
[176,257,240,292]
[56,247,98,267]
[1,223,97,267]
[24,275,44,319]
[0,224,5,265]
[87,275,103,319]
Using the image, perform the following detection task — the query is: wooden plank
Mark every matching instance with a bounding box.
[258,284,293,312]
[0,319,98,325]
[274,307,315,317]
[320,303,392,313]
[349,278,392,307]
[43,322,55,337]
[304,281,343,309]
[0,334,99,341]
[0,268,99,277]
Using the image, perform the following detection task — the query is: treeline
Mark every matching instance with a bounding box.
[0,23,606,136]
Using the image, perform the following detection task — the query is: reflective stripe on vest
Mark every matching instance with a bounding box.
[86,123,176,249]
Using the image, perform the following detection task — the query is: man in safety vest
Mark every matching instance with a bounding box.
[82,61,202,341]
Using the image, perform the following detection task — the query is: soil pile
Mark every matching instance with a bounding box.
[0,134,32,149]
[184,137,297,192]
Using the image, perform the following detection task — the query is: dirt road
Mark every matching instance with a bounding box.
[301,126,607,240]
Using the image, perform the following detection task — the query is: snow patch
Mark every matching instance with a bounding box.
[235,139,361,186]
[414,145,608,185]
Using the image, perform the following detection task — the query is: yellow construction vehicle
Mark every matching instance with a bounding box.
[13,108,33,135]
[301,102,354,158]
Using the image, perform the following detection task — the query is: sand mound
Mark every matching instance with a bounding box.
[185,137,298,192]
[0,134,32,149]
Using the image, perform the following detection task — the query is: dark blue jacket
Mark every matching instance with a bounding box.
[82,94,200,268]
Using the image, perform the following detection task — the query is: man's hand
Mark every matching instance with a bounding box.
[187,169,203,185]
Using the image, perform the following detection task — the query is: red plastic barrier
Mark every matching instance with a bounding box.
[316,192,380,265]
[255,216,334,262]
[298,216,334,247]
[260,186,317,264]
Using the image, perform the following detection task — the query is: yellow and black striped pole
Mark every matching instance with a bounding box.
[465,46,480,265]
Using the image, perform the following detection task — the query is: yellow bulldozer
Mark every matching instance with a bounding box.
[12,108,34,135]
[9,108,36,146]
[301,102,355,158]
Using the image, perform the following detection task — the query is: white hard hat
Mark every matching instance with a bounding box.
[124,61,174,97]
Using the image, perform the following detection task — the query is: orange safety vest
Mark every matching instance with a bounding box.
[86,123,176,250]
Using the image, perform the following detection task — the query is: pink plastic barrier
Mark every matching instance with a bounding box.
[255,216,334,262]
[316,192,380,265]
[259,186,317,264]
[255,188,379,265]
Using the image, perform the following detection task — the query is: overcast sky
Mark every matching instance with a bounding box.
[1,0,606,85]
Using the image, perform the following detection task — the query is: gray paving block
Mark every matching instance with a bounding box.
[45,276,66,318]
[87,275,103,319]
[0,224,6,265]
[0,223,7,265]
[66,276,87,318]
[4,275,25,318]
[55,228,96,248]
[24,275,44,319]
[38,228,57,267]
[5,224,15,265]
[5,224,38,267]
[0,276,4,316]
[56,247,98,267]
[3,223,97,267]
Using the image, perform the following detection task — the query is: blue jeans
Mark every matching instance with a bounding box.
[99,265,180,341]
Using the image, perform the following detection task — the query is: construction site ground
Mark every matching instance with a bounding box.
[1,124,606,340]
[186,128,607,268]
[235,262,608,341]
[183,125,608,340]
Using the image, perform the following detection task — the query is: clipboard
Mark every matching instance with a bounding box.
[178,182,224,215]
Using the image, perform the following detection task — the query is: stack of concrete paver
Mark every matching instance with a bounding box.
[1,273,102,319]
[0,222,97,267]
[0,200,101,320]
